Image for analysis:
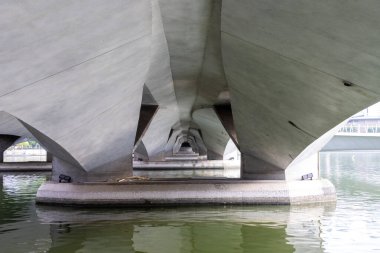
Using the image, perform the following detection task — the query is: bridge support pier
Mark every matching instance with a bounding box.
[51,158,87,183]
[39,152,335,206]
[240,154,285,180]
[38,144,336,206]
[46,152,53,163]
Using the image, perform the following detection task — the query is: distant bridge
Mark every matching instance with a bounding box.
[322,117,380,152]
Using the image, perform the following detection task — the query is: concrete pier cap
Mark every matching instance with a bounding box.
[35,179,336,206]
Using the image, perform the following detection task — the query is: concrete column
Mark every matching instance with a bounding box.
[241,154,285,180]
[133,141,149,162]
[0,135,19,163]
[51,156,133,183]
[46,152,53,162]
[213,104,239,149]
[207,150,223,160]
[84,155,134,182]
[51,157,86,183]
[134,104,158,146]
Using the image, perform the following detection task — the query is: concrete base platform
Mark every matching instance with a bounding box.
[0,162,52,172]
[36,179,336,206]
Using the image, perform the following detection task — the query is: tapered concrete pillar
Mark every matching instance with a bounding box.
[51,157,87,183]
[46,152,53,162]
[241,154,285,180]
[134,141,149,162]
[134,104,159,146]
[214,104,239,149]
[50,155,135,183]
[0,135,19,163]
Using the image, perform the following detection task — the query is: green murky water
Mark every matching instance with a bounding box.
[0,152,380,252]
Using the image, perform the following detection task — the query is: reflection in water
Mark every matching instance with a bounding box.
[0,172,51,253]
[320,152,380,252]
[0,173,46,226]
[0,152,380,252]
[38,204,333,253]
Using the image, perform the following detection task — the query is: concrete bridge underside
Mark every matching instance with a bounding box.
[1,0,380,204]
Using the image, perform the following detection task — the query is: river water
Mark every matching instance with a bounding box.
[0,152,379,253]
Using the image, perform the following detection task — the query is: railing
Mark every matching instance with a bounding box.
[339,124,380,134]
[4,148,47,162]
[7,145,43,150]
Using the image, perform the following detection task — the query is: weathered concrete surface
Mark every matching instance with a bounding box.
[36,179,335,206]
